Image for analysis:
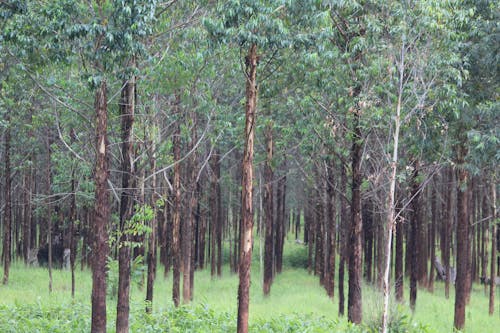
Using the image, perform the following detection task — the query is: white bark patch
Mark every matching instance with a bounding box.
[99,137,106,155]
[243,229,252,252]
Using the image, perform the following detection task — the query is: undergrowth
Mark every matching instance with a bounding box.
[0,300,432,333]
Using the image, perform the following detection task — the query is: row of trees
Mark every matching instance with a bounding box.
[1,1,498,332]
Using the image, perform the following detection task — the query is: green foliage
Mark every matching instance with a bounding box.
[106,255,146,298]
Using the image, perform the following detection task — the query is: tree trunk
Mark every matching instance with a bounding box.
[338,162,348,316]
[46,134,53,293]
[91,80,110,333]
[146,126,158,313]
[263,122,274,295]
[326,161,336,298]
[2,113,11,285]
[237,43,257,333]
[70,128,77,298]
[348,108,363,324]
[428,183,437,292]
[172,96,182,307]
[409,159,421,311]
[489,181,497,315]
[275,170,286,274]
[116,76,135,333]
[454,162,469,330]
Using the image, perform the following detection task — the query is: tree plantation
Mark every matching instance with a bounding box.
[0,1,498,332]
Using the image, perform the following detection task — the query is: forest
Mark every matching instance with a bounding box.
[0,1,498,332]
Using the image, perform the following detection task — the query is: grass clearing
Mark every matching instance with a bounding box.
[0,239,498,332]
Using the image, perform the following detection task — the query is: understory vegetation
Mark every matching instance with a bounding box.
[0,241,496,332]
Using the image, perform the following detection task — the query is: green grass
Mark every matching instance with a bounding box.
[0,238,498,332]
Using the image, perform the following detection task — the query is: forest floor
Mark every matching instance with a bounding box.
[0,239,498,332]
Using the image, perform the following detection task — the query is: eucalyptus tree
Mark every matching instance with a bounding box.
[204,1,328,331]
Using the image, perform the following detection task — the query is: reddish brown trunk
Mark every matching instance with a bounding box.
[146,133,158,313]
[444,168,454,299]
[338,162,348,315]
[409,160,421,311]
[91,80,110,333]
[70,128,77,298]
[237,43,257,333]
[116,77,135,333]
[428,184,437,292]
[348,110,363,324]
[2,114,11,285]
[171,96,181,307]
[46,135,53,293]
[489,182,496,315]
[326,161,336,298]
[275,171,286,274]
[263,122,274,295]
[454,164,469,330]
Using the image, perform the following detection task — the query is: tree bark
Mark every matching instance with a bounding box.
[91,80,110,333]
[171,95,181,307]
[116,76,136,332]
[409,159,421,312]
[2,113,11,285]
[454,163,469,330]
[237,43,258,333]
[489,181,497,315]
[348,108,363,324]
[263,121,274,295]
[338,162,348,316]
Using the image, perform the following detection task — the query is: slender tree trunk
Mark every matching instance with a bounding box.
[47,134,53,293]
[409,160,421,312]
[428,184,437,292]
[146,128,158,313]
[326,161,336,298]
[263,121,274,295]
[171,96,181,307]
[445,168,454,299]
[489,181,497,315]
[275,170,286,274]
[215,152,223,277]
[338,162,348,316]
[454,161,469,330]
[381,71,402,331]
[70,128,77,298]
[348,108,363,324]
[91,80,110,333]
[2,114,12,285]
[116,76,135,333]
[237,43,258,333]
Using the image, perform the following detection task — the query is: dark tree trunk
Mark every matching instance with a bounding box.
[70,128,77,298]
[348,110,363,324]
[428,183,437,292]
[275,170,286,274]
[215,151,223,277]
[395,209,404,302]
[146,134,158,313]
[237,43,257,333]
[263,122,274,295]
[91,80,110,333]
[338,162,348,316]
[363,204,373,283]
[183,110,198,304]
[172,96,181,307]
[326,161,336,298]
[489,182,496,315]
[409,160,421,311]
[454,163,469,330]
[444,168,454,299]
[116,77,136,333]
[3,114,11,285]
[46,135,53,293]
